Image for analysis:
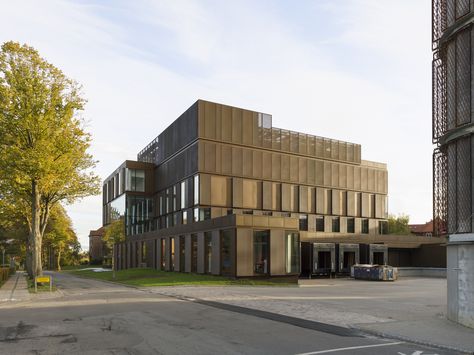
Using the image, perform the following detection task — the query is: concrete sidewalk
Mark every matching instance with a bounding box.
[149,278,474,354]
[0,271,31,302]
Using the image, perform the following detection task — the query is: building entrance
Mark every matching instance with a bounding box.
[254,230,270,275]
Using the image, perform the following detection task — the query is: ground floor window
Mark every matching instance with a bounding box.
[170,237,175,271]
[362,219,369,234]
[179,236,185,272]
[220,229,235,276]
[160,238,165,270]
[316,217,324,232]
[191,234,198,272]
[347,218,355,233]
[285,231,300,274]
[204,232,212,274]
[253,230,270,275]
[332,217,340,233]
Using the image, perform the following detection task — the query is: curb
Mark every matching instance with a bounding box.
[351,325,474,354]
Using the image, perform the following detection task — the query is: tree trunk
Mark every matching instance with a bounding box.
[57,249,61,271]
[31,180,43,277]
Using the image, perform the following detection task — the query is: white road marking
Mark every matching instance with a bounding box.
[294,342,405,355]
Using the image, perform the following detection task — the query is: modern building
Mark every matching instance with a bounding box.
[432,0,474,327]
[89,227,106,264]
[104,100,441,278]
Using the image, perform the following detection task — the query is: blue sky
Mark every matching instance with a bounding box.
[0,0,432,249]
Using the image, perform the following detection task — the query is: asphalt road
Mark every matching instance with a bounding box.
[0,272,461,355]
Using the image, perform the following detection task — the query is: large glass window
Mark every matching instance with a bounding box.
[332,217,340,233]
[347,218,355,233]
[194,174,199,205]
[316,217,325,232]
[180,181,186,209]
[170,237,175,271]
[126,196,153,235]
[205,232,212,274]
[191,234,198,273]
[299,215,308,231]
[160,239,165,270]
[182,210,188,225]
[172,185,177,211]
[179,236,185,272]
[253,230,270,275]
[125,169,145,192]
[362,219,369,234]
[285,231,300,274]
[221,229,235,276]
[379,220,388,235]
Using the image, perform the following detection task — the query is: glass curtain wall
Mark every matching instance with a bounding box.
[285,231,300,274]
[204,232,212,274]
[253,230,270,275]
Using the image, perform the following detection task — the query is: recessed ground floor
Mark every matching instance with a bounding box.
[114,214,447,277]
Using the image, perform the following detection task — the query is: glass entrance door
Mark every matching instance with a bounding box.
[253,230,270,275]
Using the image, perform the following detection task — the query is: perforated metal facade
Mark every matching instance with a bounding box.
[432,0,474,235]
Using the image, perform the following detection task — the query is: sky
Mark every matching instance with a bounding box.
[0,0,433,250]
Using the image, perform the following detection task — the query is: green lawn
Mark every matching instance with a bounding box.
[65,268,296,287]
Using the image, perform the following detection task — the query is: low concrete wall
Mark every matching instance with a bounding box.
[398,267,446,278]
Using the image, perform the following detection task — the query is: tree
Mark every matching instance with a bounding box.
[103,219,125,277]
[0,41,100,278]
[388,214,411,235]
[43,204,80,271]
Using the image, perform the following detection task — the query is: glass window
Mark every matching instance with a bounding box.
[379,220,388,235]
[126,169,145,192]
[181,181,186,209]
[194,174,199,205]
[182,210,188,225]
[205,232,212,274]
[347,218,355,233]
[194,207,199,222]
[191,234,198,273]
[362,219,369,234]
[160,239,165,270]
[221,229,234,275]
[179,236,185,272]
[299,215,308,231]
[254,230,270,274]
[332,217,340,233]
[200,208,211,221]
[316,217,324,232]
[172,185,177,211]
[170,237,175,271]
[285,231,300,274]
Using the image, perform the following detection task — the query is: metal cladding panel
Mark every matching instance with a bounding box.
[299,185,309,213]
[204,142,216,172]
[272,183,281,210]
[262,152,272,179]
[299,157,307,184]
[221,145,232,175]
[361,193,370,218]
[236,228,253,277]
[457,137,471,232]
[272,154,281,180]
[332,190,341,215]
[232,147,242,176]
[347,165,354,189]
[347,191,356,216]
[447,0,456,27]
[316,187,325,214]
[221,105,232,142]
[361,167,368,191]
[331,163,339,188]
[315,161,324,185]
[457,0,470,18]
[242,110,253,146]
[290,156,299,182]
[281,155,290,181]
[316,137,324,157]
[232,177,243,208]
[210,175,231,207]
[200,174,211,205]
[232,108,243,144]
[281,183,291,212]
[368,169,375,192]
[204,102,216,139]
[447,143,457,233]
[299,133,308,154]
[262,181,272,210]
[243,148,252,177]
[324,162,332,186]
[457,29,471,125]
[354,167,361,190]
[339,164,347,189]
[270,229,285,275]
[307,159,315,184]
[447,40,456,130]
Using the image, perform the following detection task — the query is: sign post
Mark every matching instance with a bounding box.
[35,275,52,292]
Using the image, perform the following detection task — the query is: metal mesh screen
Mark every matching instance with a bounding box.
[433,149,448,235]
[447,0,456,27]
[456,0,471,18]
[447,144,457,233]
[433,0,447,48]
[456,29,471,126]
[447,41,457,130]
[433,51,447,142]
[456,137,472,232]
